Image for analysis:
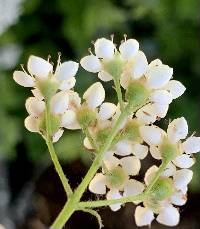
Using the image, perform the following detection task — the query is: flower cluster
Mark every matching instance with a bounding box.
[13,36,200,228]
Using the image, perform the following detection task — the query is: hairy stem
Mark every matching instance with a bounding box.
[45,102,73,197]
[50,104,131,229]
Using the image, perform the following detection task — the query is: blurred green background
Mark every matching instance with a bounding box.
[0,0,199,228]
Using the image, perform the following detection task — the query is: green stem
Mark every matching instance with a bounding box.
[45,102,73,197]
[113,78,123,109]
[144,160,170,194]
[50,104,131,229]
[78,193,145,208]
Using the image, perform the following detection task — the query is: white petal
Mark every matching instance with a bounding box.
[83,137,94,150]
[24,116,39,132]
[162,162,176,177]
[139,125,162,146]
[115,140,133,156]
[25,97,45,116]
[152,103,169,118]
[31,88,44,100]
[120,156,141,175]
[144,165,158,185]
[27,55,53,78]
[83,82,105,109]
[150,90,172,104]
[98,71,113,81]
[98,102,117,120]
[148,59,162,67]
[130,51,148,79]
[156,205,179,226]
[106,189,122,211]
[167,117,188,144]
[120,73,131,89]
[119,39,139,60]
[135,206,154,227]
[13,71,35,87]
[150,145,161,160]
[103,151,120,170]
[173,169,193,190]
[94,38,115,59]
[50,91,69,114]
[80,55,101,73]
[136,104,157,124]
[146,64,173,89]
[56,61,79,81]
[61,110,80,129]
[182,136,200,154]
[89,173,107,194]
[171,190,187,206]
[123,179,144,197]
[59,77,76,90]
[52,129,64,143]
[68,91,81,110]
[164,80,186,99]
[132,143,148,160]
[173,154,195,168]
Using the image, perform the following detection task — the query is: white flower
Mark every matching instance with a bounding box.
[119,39,139,60]
[89,153,144,211]
[13,55,79,93]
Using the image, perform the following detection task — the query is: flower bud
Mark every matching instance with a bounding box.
[159,139,179,161]
[125,81,149,110]
[106,166,128,189]
[36,77,58,99]
[151,177,174,201]
[76,106,96,127]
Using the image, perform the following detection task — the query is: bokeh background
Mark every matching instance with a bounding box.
[0,0,199,228]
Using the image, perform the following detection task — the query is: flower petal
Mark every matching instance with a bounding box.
[123,179,144,197]
[115,140,133,156]
[31,88,44,100]
[52,129,64,143]
[106,189,122,211]
[173,169,193,191]
[89,173,107,194]
[136,104,157,124]
[135,206,154,227]
[119,39,139,60]
[25,97,45,116]
[167,117,188,144]
[83,137,94,150]
[24,116,39,132]
[94,38,115,59]
[98,71,113,81]
[27,55,53,78]
[144,165,158,185]
[164,80,186,99]
[61,110,80,129]
[132,143,148,160]
[83,82,105,109]
[139,125,162,146]
[156,205,180,226]
[145,64,173,89]
[150,90,172,105]
[182,136,200,154]
[149,145,162,160]
[13,71,35,87]
[171,190,187,206]
[59,77,76,90]
[120,156,141,175]
[98,102,117,120]
[130,51,148,79]
[103,151,120,170]
[173,154,195,168]
[56,61,79,81]
[50,91,69,114]
[80,55,101,73]
[162,162,176,177]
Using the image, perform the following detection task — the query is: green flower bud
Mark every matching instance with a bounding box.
[106,166,128,189]
[125,81,149,110]
[122,119,141,141]
[159,139,180,161]
[102,53,124,80]
[36,76,58,100]
[76,106,96,127]
[39,112,61,137]
[96,128,111,146]
[151,177,174,201]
